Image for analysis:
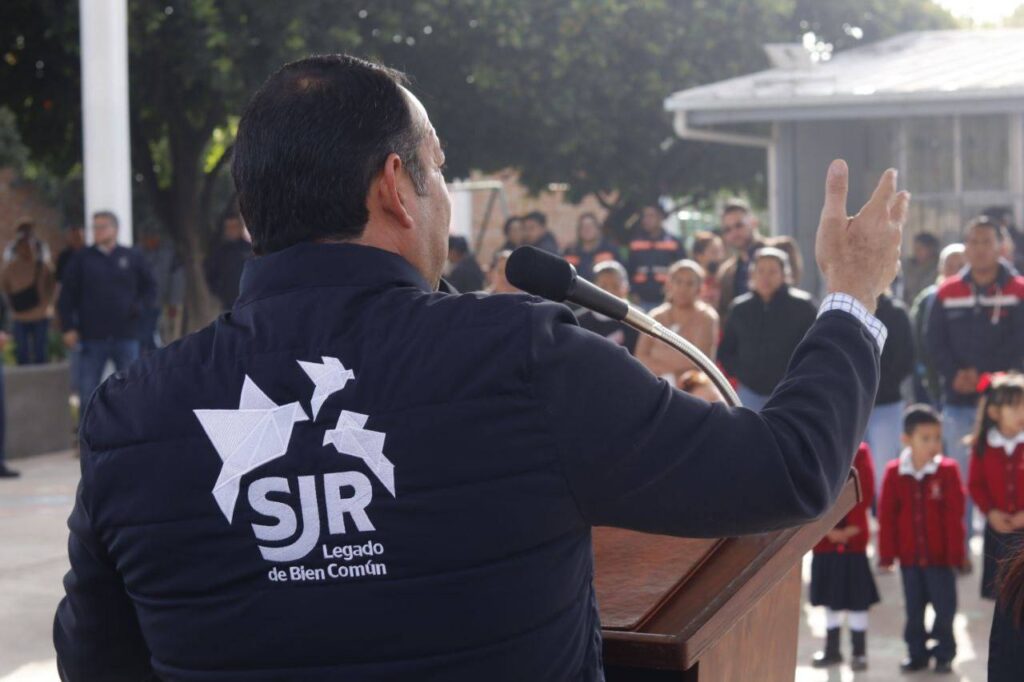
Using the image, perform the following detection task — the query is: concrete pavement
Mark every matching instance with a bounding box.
[0,452,998,681]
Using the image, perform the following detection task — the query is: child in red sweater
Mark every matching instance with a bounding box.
[967,372,1024,600]
[809,443,878,670]
[879,404,965,674]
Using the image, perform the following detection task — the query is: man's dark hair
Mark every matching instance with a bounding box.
[502,215,522,236]
[523,211,547,227]
[903,403,941,435]
[965,215,1006,242]
[93,210,120,228]
[232,54,427,255]
[912,231,940,252]
[983,205,1015,226]
[448,235,469,256]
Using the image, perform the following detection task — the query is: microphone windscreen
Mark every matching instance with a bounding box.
[505,246,575,302]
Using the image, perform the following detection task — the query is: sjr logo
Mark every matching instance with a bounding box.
[194,359,396,563]
[248,471,375,562]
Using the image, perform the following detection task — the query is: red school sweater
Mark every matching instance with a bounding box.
[968,433,1024,516]
[878,452,966,568]
[813,443,874,555]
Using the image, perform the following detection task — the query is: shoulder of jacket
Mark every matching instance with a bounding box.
[788,287,814,303]
[936,275,969,299]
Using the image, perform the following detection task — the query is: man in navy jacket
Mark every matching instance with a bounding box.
[54,55,908,681]
[57,210,156,404]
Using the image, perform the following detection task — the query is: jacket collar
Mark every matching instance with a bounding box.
[898,448,941,481]
[963,261,1013,290]
[988,428,1024,457]
[235,242,433,308]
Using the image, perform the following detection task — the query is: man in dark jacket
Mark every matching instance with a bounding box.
[445,235,485,293]
[864,292,915,492]
[0,293,15,478]
[626,205,686,310]
[53,55,907,681]
[57,211,156,406]
[719,247,818,411]
[927,216,1024,560]
[716,199,765,320]
[522,210,559,255]
[204,212,253,310]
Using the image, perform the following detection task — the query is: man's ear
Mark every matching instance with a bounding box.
[377,153,415,230]
[900,433,910,447]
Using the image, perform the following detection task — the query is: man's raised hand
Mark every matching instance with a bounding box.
[815,160,910,314]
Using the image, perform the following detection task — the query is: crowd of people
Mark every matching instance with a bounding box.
[445,201,1024,676]
[0,211,254,478]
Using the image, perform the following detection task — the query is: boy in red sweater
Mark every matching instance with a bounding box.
[879,404,966,674]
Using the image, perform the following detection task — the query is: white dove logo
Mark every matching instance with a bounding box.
[194,376,309,522]
[324,411,396,497]
[297,356,355,419]
[194,360,398,566]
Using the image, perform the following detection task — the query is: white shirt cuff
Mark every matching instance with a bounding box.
[817,293,887,352]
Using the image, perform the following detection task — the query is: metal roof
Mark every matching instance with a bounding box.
[666,30,1024,125]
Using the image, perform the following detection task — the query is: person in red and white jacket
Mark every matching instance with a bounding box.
[809,443,878,670]
[966,372,1024,601]
[879,404,966,674]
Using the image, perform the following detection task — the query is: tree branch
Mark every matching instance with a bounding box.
[199,142,234,222]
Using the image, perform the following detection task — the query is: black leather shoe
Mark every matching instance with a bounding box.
[900,657,929,673]
[812,628,843,668]
[0,465,20,478]
[934,660,953,674]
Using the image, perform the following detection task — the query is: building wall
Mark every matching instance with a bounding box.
[776,120,881,296]
[463,169,609,269]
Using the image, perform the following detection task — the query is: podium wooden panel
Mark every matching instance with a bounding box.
[597,472,861,681]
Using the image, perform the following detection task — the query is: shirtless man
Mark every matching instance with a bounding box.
[635,259,719,382]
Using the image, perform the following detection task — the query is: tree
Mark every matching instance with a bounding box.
[2,0,957,323]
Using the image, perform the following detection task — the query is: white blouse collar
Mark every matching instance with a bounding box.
[898,448,941,481]
[987,428,1024,457]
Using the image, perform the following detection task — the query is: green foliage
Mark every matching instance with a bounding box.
[2,0,958,248]
[0,107,29,169]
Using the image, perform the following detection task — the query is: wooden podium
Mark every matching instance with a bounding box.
[597,473,861,681]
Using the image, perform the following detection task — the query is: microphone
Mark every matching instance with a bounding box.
[505,246,628,321]
[505,245,740,406]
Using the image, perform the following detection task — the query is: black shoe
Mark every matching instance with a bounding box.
[850,630,868,670]
[934,660,953,674]
[0,465,20,478]
[900,657,930,673]
[812,627,843,668]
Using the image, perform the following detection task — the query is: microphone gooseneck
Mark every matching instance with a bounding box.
[506,246,740,406]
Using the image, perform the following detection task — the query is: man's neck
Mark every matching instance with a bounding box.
[672,301,695,313]
[972,266,999,287]
[97,242,117,254]
[581,237,599,250]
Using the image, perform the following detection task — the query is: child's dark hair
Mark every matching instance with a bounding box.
[903,403,941,436]
[971,372,1024,459]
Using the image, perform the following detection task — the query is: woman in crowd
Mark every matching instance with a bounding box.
[1,228,56,365]
[635,260,718,383]
[690,231,724,309]
[562,212,617,282]
[499,216,525,253]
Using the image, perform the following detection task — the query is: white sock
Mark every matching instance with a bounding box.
[848,610,868,632]
[825,608,843,629]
